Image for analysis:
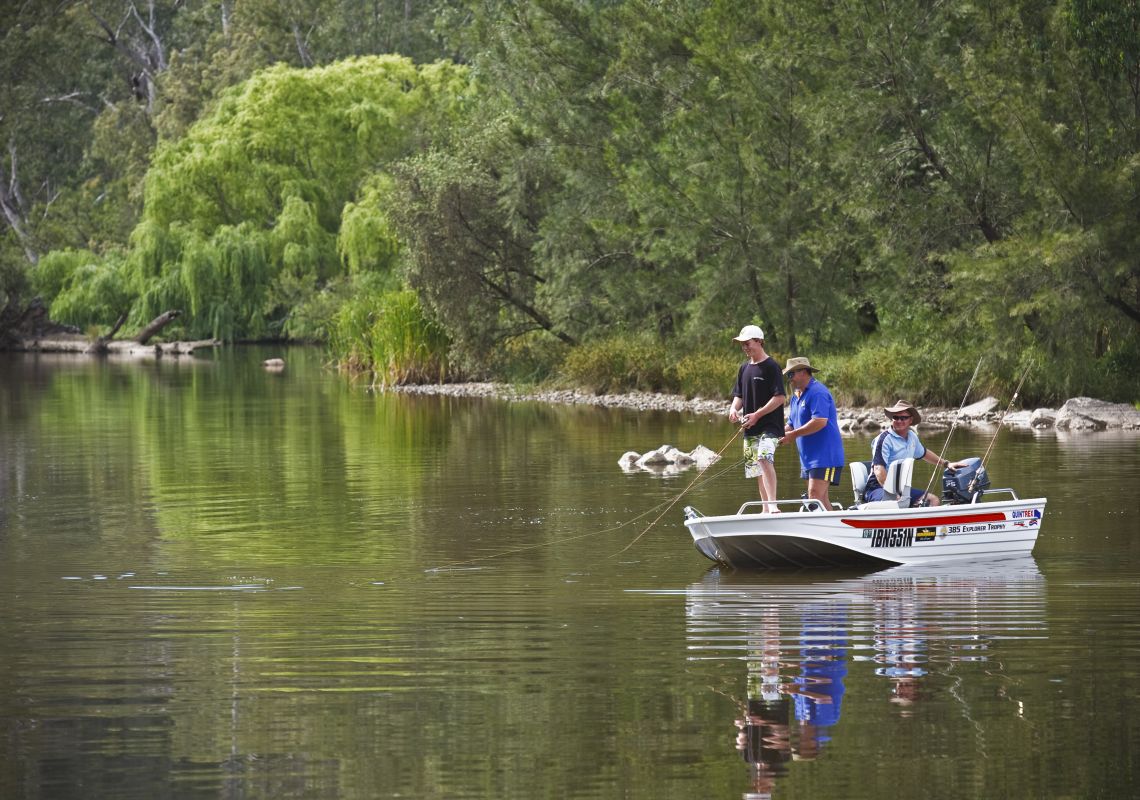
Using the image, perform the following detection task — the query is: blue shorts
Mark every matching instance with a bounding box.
[801,466,844,486]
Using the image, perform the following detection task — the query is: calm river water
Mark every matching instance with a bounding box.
[1,347,1138,799]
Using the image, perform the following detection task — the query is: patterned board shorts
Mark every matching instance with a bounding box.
[743,435,778,478]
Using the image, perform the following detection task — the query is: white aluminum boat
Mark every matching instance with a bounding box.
[683,457,1046,569]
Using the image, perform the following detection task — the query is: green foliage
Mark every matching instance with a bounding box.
[560,336,669,394]
[32,249,133,331]
[6,0,1138,405]
[670,352,751,401]
[0,245,29,302]
[128,55,470,340]
[533,0,1138,405]
[557,336,757,400]
[823,340,987,408]
[329,287,449,385]
[486,332,570,385]
[387,106,578,369]
[337,175,401,275]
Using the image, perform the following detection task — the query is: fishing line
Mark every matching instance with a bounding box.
[922,356,984,499]
[971,361,1033,493]
[608,424,747,558]
[422,444,748,574]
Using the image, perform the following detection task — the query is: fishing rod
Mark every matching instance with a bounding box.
[970,361,1034,495]
[419,427,749,573]
[922,356,984,500]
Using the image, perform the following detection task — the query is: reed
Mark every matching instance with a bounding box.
[330,289,448,385]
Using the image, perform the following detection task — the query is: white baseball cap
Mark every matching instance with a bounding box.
[732,324,765,342]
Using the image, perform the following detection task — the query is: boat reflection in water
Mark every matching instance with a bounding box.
[683,556,1046,798]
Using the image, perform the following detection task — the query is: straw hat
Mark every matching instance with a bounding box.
[884,400,922,425]
[782,357,818,375]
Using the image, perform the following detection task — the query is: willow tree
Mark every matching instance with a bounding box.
[126,55,469,340]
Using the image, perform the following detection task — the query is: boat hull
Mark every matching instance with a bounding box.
[684,498,1046,569]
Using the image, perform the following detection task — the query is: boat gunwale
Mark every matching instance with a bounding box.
[686,497,1048,527]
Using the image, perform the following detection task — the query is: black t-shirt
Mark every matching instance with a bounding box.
[732,356,786,437]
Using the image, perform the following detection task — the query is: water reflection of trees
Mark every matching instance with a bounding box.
[686,557,1046,797]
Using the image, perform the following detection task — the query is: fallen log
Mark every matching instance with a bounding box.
[3,303,218,356]
[13,334,222,357]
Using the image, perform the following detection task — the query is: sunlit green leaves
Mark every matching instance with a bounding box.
[32,248,133,332]
[130,55,470,339]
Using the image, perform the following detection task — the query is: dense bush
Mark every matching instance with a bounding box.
[560,336,671,394]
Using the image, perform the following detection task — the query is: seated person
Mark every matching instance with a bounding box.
[863,401,969,506]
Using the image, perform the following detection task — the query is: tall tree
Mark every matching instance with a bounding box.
[388,108,579,369]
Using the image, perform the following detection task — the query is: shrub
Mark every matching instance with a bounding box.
[559,335,669,393]
[669,351,740,399]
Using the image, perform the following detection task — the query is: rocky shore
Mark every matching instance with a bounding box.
[389,383,1140,432]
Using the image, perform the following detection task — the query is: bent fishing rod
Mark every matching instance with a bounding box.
[608,422,748,557]
[417,424,749,574]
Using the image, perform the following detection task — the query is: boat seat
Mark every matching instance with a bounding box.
[849,460,872,506]
[857,457,915,510]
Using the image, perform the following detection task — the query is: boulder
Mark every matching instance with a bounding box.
[1003,410,1035,428]
[687,444,722,470]
[617,451,641,469]
[958,397,999,418]
[1055,397,1140,431]
[619,443,722,472]
[635,447,671,467]
[1030,408,1057,429]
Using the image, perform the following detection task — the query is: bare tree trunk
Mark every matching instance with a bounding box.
[292,22,314,67]
[88,1,169,117]
[0,142,39,264]
[784,264,797,354]
[135,309,181,343]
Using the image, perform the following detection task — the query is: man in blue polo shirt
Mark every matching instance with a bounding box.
[864,401,970,506]
[778,357,845,510]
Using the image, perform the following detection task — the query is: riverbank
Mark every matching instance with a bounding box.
[389,382,1140,432]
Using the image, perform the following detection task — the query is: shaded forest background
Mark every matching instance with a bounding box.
[1,0,1137,405]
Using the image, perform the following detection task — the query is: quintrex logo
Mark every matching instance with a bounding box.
[863,528,915,548]
[1010,509,1041,519]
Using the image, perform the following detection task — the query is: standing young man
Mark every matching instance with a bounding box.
[778,357,845,510]
[728,325,785,514]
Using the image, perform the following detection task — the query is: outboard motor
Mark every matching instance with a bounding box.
[942,457,990,504]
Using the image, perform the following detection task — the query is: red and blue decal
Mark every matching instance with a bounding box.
[841,512,1005,529]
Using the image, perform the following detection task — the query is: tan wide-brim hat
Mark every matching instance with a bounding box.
[782,356,818,375]
[884,400,922,425]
